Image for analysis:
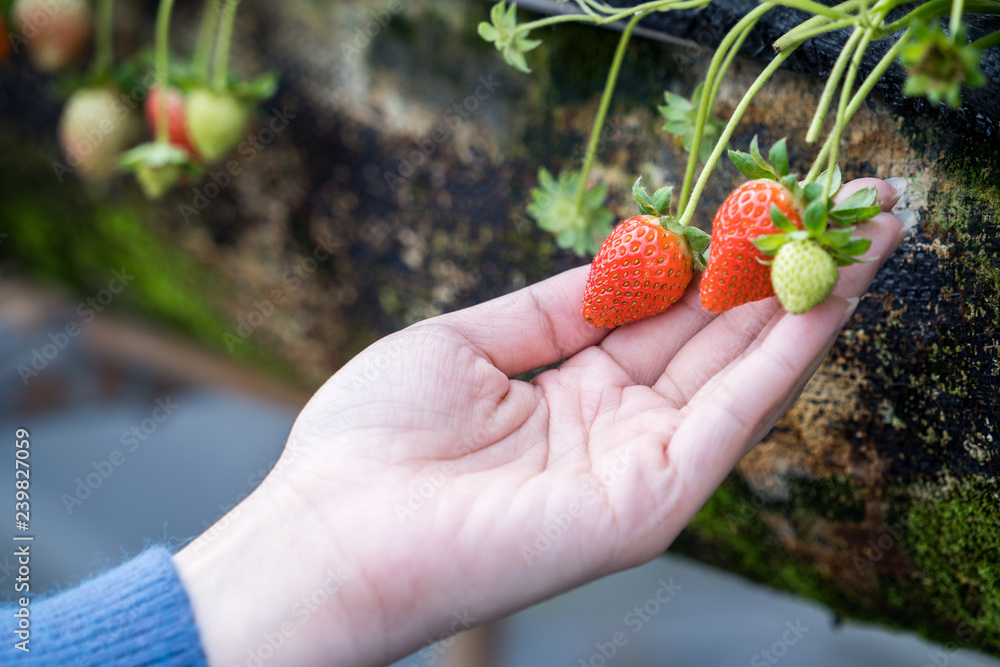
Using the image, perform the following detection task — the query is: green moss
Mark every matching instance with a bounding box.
[786,473,867,522]
[673,475,865,616]
[0,132,290,382]
[903,476,1000,652]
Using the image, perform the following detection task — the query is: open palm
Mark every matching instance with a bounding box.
[178,178,906,667]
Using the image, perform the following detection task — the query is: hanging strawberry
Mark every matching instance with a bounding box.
[12,0,92,72]
[145,85,200,158]
[58,85,140,181]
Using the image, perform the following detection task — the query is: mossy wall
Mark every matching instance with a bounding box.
[0,0,998,654]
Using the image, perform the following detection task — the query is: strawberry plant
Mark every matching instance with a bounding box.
[20,0,277,195]
[478,0,998,323]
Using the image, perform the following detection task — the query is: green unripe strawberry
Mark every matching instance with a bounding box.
[58,86,141,181]
[185,89,248,162]
[770,239,839,314]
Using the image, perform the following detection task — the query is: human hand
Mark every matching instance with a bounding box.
[175,178,910,667]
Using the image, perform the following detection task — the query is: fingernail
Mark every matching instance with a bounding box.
[896,209,918,241]
[885,177,908,197]
[841,296,860,326]
[883,177,908,210]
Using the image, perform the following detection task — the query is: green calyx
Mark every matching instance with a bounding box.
[729,137,880,266]
[727,135,793,183]
[633,176,710,270]
[478,1,542,73]
[729,136,846,207]
[754,188,876,268]
[901,21,987,109]
[119,141,201,199]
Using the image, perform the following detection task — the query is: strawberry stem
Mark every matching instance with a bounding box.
[972,28,1000,50]
[768,0,853,20]
[212,0,240,91]
[776,16,858,51]
[774,0,861,51]
[950,0,965,36]
[678,48,795,227]
[805,26,864,143]
[678,3,771,214]
[154,0,177,145]
[513,0,710,34]
[92,0,114,79]
[805,27,909,182]
[572,10,646,219]
[193,0,222,82]
[821,22,876,201]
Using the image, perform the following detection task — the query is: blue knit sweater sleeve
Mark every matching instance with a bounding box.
[1,547,208,666]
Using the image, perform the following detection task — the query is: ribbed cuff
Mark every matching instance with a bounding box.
[2,547,208,666]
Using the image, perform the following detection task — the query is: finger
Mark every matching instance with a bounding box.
[834,176,905,212]
[665,293,857,512]
[653,178,906,405]
[830,178,909,298]
[593,277,717,386]
[431,265,607,377]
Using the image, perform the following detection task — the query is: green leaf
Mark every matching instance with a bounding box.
[803,182,822,201]
[632,177,657,216]
[478,22,498,42]
[653,186,672,215]
[664,120,691,134]
[835,186,878,211]
[663,90,693,111]
[516,37,542,53]
[804,198,827,236]
[769,138,789,176]
[504,47,530,73]
[503,1,518,28]
[557,228,576,248]
[234,72,279,101]
[728,150,773,180]
[753,233,787,254]
[840,238,872,255]
[826,228,853,245]
[583,183,609,210]
[527,168,611,257]
[830,205,881,226]
[770,204,797,233]
[659,85,725,165]
[779,174,799,192]
[659,105,689,122]
[815,165,842,195]
[119,142,191,168]
[749,135,770,173]
[491,2,506,27]
[683,226,710,253]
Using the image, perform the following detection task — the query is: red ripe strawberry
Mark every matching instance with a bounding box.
[699,178,803,313]
[145,85,199,158]
[582,179,708,328]
[699,137,808,313]
[12,0,92,72]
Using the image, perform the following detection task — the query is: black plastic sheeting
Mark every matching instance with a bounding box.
[521,0,1000,139]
